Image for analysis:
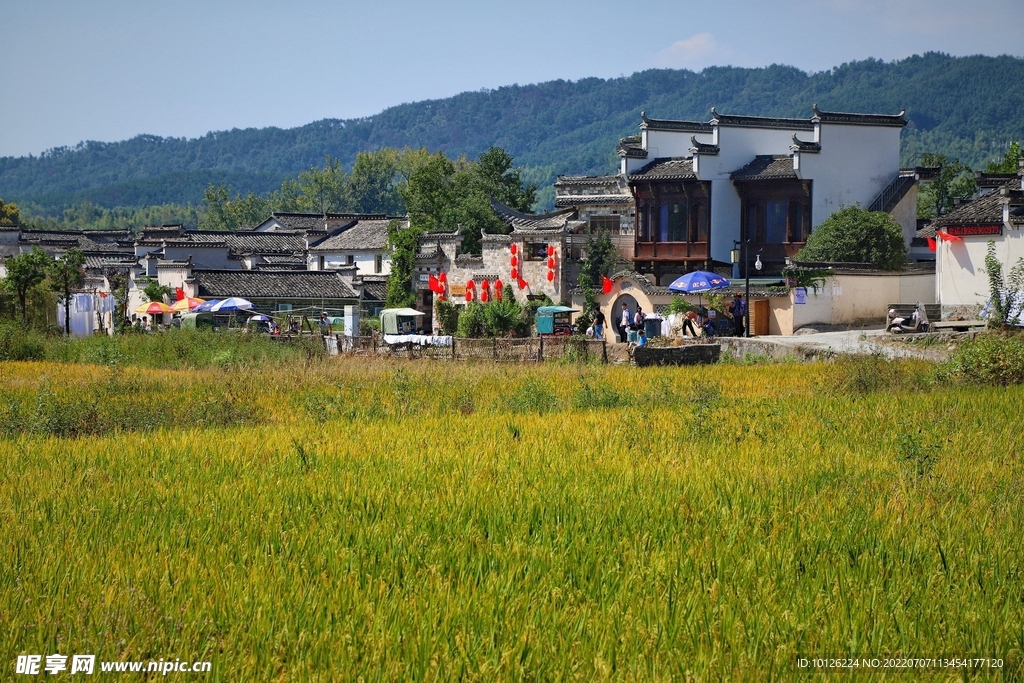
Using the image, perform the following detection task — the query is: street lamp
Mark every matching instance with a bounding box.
[733,239,754,337]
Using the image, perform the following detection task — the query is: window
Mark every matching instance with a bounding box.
[743,196,811,244]
[346,254,354,266]
[660,200,687,242]
[526,242,550,261]
[765,200,787,243]
[374,254,383,273]
[277,303,292,312]
[589,215,620,234]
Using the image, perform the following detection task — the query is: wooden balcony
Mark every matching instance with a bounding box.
[634,241,708,261]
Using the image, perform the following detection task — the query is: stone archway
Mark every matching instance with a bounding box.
[609,293,638,343]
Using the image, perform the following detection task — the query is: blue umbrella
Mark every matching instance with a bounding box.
[667,270,731,310]
[193,299,221,312]
[210,297,254,313]
[667,271,731,293]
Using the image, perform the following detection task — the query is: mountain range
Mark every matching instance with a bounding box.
[2,52,1022,214]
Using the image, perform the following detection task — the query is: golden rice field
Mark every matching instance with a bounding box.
[1,358,1023,681]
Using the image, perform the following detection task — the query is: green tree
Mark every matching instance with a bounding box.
[2,247,50,323]
[982,239,1024,329]
[48,248,86,335]
[984,141,1022,174]
[347,149,404,214]
[141,278,173,304]
[384,220,423,308]
[200,185,272,231]
[917,154,977,219]
[399,147,536,254]
[797,206,907,270]
[0,198,22,226]
[289,156,349,215]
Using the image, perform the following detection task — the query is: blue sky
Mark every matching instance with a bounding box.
[2,0,1021,158]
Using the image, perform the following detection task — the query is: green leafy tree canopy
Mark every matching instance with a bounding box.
[797,206,906,270]
[2,247,51,324]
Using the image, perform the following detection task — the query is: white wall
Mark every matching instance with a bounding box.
[697,125,810,263]
[798,124,901,225]
[316,251,391,275]
[938,232,1023,307]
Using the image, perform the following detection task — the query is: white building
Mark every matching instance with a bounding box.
[307,216,401,275]
[927,166,1024,318]
[620,105,919,283]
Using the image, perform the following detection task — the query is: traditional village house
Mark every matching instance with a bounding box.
[554,174,634,261]
[307,215,402,275]
[413,199,581,321]
[923,161,1024,319]
[621,106,919,284]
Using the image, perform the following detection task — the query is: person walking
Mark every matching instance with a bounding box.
[618,303,630,343]
[592,307,606,341]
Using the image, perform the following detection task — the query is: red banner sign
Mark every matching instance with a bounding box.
[945,225,1002,237]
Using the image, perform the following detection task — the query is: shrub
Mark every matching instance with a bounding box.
[942,333,1024,386]
[456,302,487,338]
[797,205,906,270]
[0,323,46,361]
[436,299,460,335]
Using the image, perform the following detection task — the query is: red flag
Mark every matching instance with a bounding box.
[518,278,527,290]
[936,230,962,243]
[428,274,438,292]
[601,275,613,294]
[926,236,937,252]
[175,288,185,301]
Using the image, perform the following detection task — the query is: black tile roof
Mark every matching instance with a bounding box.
[689,136,719,156]
[490,198,575,232]
[310,218,397,251]
[555,174,621,187]
[931,182,1013,227]
[139,230,308,254]
[789,134,821,153]
[639,112,714,133]
[616,136,648,159]
[555,195,632,207]
[627,157,696,181]
[193,269,358,300]
[711,107,815,131]
[731,155,797,181]
[812,104,907,128]
[357,275,389,302]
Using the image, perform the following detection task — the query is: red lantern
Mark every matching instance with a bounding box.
[510,255,518,267]
[547,257,555,269]
[511,267,518,280]
[510,243,517,255]
[547,244,555,257]
[495,286,503,301]
[547,270,555,282]
[495,278,503,292]
[465,291,472,302]
[467,279,475,289]
[518,278,527,290]
[481,290,489,303]
[481,279,490,290]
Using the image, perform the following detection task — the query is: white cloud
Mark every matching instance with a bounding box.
[653,33,725,69]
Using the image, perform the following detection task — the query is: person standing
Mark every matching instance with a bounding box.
[729,293,747,337]
[592,307,606,341]
[318,312,331,336]
[618,303,630,343]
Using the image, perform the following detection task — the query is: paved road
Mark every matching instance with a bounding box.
[746,326,943,360]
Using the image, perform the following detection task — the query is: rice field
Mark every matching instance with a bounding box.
[1,358,1023,680]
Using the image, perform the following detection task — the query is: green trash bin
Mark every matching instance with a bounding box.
[644,318,661,338]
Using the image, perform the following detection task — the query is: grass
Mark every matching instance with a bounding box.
[1,357,1022,680]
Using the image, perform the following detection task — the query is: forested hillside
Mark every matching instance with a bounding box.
[2,52,1022,215]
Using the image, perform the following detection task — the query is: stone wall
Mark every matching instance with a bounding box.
[632,344,720,367]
